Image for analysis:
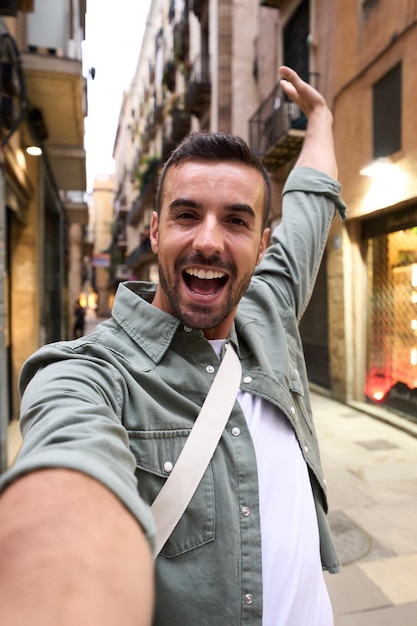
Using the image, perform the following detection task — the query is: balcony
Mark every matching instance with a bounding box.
[142,101,164,147]
[191,0,207,21]
[60,190,88,225]
[173,17,189,64]
[154,102,164,125]
[20,2,86,195]
[171,107,191,143]
[248,80,310,170]
[185,53,210,117]
[168,0,175,22]
[144,110,157,143]
[260,0,284,8]
[162,105,191,159]
[163,59,176,93]
[0,1,34,16]
[128,157,161,226]
[126,235,155,275]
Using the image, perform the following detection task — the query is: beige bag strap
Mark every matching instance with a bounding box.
[151,343,242,558]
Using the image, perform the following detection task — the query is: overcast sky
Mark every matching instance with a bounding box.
[84,0,152,191]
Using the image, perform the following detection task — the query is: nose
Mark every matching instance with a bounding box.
[192,215,224,256]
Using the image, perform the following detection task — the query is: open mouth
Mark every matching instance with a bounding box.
[183,267,228,296]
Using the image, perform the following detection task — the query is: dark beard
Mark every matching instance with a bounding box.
[157,258,253,331]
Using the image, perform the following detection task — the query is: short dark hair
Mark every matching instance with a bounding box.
[155,131,271,229]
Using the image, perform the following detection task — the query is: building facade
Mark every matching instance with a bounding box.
[88,174,114,318]
[0,0,87,468]
[329,0,417,419]
[110,0,417,425]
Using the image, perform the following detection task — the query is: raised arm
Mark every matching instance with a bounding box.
[279,66,337,179]
[254,67,345,319]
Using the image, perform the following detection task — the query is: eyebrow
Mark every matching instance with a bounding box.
[168,198,201,210]
[227,203,257,219]
[168,198,256,219]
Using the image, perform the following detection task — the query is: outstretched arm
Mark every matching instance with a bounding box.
[0,469,154,625]
[279,66,337,179]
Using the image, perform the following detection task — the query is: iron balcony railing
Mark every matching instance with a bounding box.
[185,52,211,117]
[191,0,207,21]
[248,73,319,169]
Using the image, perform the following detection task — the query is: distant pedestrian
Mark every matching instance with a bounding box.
[72,299,86,338]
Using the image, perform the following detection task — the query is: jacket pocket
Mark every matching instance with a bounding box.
[128,429,215,558]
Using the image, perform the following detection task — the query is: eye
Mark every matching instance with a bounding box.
[227,215,250,227]
[176,211,199,221]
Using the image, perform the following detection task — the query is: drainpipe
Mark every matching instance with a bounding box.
[0,149,9,472]
[209,0,219,131]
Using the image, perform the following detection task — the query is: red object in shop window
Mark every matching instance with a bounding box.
[365,371,393,402]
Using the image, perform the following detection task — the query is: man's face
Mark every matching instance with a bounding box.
[150,160,270,339]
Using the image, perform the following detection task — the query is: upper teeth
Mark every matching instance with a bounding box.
[186,268,225,279]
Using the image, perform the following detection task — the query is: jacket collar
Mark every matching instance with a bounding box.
[112,281,249,363]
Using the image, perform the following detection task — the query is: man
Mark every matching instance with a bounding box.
[0,67,345,625]
[72,299,86,339]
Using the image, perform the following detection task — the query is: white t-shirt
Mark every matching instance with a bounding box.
[210,341,333,626]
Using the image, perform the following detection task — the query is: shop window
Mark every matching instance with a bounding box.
[366,225,417,419]
[372,63,401,158]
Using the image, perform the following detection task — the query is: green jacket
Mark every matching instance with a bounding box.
[1,166,346,625]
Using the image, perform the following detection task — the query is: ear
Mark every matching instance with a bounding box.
[256,228,270,266]
[150,211,159,254]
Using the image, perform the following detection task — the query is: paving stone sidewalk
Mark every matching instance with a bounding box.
[311,391,417,625]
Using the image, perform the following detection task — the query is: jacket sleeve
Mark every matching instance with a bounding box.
[254,166,346,320]
[0,348,156,549]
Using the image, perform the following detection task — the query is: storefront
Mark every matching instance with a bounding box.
[364,205,417,421]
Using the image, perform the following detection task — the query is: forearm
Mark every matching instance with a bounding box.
[279,66,338,179]
[0,469,154,625]
[293,106,337,179]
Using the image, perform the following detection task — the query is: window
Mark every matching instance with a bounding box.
[283,0,310,82]
[362,0,379,19]
[372,63,401,158]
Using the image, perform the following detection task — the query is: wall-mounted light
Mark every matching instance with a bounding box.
[25,107,47,157]
[25,145,42,156]
[359,156,392,177]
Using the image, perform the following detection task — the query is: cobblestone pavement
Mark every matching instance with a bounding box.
[311,391,417,625]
